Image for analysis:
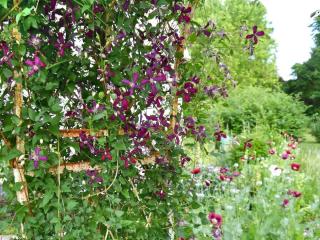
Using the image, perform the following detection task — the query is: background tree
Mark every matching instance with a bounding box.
[283,18,320,115]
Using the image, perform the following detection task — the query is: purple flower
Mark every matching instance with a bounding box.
[30,147,48,168]
[141,72,167,95]
[246,26,265,44]
[122,72,140,95]
[25,55,46,76]
[93,4,104,14]
[176,82,198,102]
[185,116,196,129]
[122,0,130,11]
[204,85,220,97]
[86,169,103,184]
[180,156,191,167]
[155,190,166,199]
[0,42,14,67]
[113,88,130,111]
[79,131,99,155]
[167,124,187,144]
[146,93,163,107]
[54,32,72,57]
[192,125,206,141]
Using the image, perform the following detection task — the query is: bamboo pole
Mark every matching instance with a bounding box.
[13,81,29,203]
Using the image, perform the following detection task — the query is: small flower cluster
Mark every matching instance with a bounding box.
[208,212,223,240]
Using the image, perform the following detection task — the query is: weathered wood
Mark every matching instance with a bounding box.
[13,82,28,203]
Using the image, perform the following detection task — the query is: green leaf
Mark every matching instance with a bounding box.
[1,148,22,162]
[40,191,54,208]
[66,200,78,211]
[16,7,33,23]
[115,210,124,217]
[0,0,7,8]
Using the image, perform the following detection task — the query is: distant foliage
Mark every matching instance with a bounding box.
[212,87,309,136]
[283,18,320,115]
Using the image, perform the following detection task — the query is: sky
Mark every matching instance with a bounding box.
[260,0,319,80]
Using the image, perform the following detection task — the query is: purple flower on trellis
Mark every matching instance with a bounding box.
[83,101,105,114]
[0,42,14,67]
[204,85,220,97]
[146,93,163,107]
[141,72,167,95]
[246,26,265,44]
[54,32,72,57]
[79,131,98,155]
[86,169,103,184]
[122,0,130,11]
[176,82,198,102]
[122,72,140,95]
[65,0,77,23]
[113,88,130,111]
[30,147,48,168]
[25,55,46,76]
[167,124,187,145]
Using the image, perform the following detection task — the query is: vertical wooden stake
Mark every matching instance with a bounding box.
[13,81,28,203]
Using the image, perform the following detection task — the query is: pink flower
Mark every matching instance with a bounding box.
[191,167,201,174]
[282,199,289,207]
[281,152,289,160]
[268,148,276,155]
[208,212,222,227]
[288,190,302,198]
[25,55,46,76]
[290,163,301,171]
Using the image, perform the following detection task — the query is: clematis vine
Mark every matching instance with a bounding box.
[30,147,48,168]
[54,32,72,57]
[0,42,14,67]
[25,55,46,76]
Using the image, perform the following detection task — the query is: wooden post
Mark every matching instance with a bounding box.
[13,81,28,203]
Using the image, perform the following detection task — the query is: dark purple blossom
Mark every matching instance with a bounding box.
[30,147,48,168]
[155,190,166,199]
[246,26,265,44]
[0,42,14,67]
[25,55,46,76]
[93,4,104,14]
[180,156,191,167]
[86,169,103,184]
[54,32,72,57]
[192,125,206,141]
[141,72,167,95]
[185,116,196,129]
[122,72,140,95]
[146,93,163,107]
[176,82,198,102]
[79,131,98,155]
[113,88,130,111]
[122,0,130,11]
[204,85,220,97]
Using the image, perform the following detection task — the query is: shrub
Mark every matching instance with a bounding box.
[212,86,309,136]
[310,113,320,142]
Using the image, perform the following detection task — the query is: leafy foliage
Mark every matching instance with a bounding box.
[283,18,320,115]
[211,86,309,136]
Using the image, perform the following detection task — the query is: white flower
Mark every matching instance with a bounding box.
[269,165,282,177]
